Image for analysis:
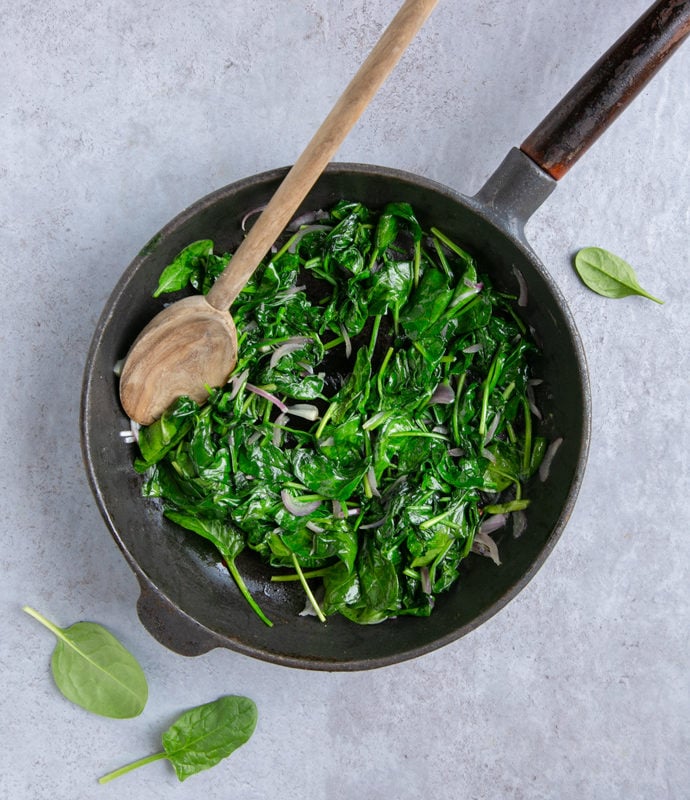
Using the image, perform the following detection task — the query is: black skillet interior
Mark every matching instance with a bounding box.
[81,162,589,670]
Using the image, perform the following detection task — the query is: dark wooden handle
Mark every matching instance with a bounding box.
[521,0,690,180]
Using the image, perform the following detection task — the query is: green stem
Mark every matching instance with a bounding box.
[271,567,331,582]
[376,346,394,402]
[98,752,167,784]
[323,335,345,351]
[314,401,336,439]
[430,227,471,259]
[368,314,382,359]
[389,431,448,441]
[413,240,421,287]
[291,553,326,623]
[432,236,452,278]
[226,559,273,627]
[452,372,466,447]
[22,605,63,638]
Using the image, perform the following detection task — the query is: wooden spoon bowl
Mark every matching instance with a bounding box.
[118,0,439,425]
[118,297,237,425]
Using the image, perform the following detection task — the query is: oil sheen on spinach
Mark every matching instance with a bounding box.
[132,200,547,625]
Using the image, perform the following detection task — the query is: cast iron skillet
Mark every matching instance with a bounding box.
[81,1,690,670]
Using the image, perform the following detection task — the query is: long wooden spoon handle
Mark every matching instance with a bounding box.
[205,0,439,311]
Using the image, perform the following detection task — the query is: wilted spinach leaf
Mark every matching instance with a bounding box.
[129,200,550,626]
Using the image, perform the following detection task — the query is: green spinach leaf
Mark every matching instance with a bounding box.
[574,246,663,303]
[23,606,148,719]
[99,695,257,783]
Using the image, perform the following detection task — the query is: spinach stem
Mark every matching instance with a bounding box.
[376,346,394,402]
[226,559,273,627]
[368,314,382,359]
[291,553,326,623]
[432,236,452,278]
[22,605,63,638]
[389,431,448,441]
[271,567,331,582]
[323,335,345,351]
[413,240,421,287]
[98,752,167,784]
[314,401,335,439]
[430,227,472,260]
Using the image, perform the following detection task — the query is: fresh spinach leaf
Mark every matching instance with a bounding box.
[574,246,663,303]
[23,606,148,719]
[98,695,257,784]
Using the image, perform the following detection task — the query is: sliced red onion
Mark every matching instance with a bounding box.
[241,205,267,231]
[332,501,359,518]
[513,266,528,307]
[246,383,288,413]
[367,466,381,498]
[430,382,455,405]
[297,361,314,375]
[319,436,335,448]
[276,284,306,299]
[526,384,542,420]
[539,437,563,482]
[272,413,288,446]
[381,474,408,498]
[472,530,502,565]
[485,411,502,443]
[528,378,543,387]
[479,513,508,535]
[420,566,432,595]
[269,337,311,369]
[119,430,136,444]
[463,277,484,291]
[286,403,320,421]
[512,510,528,539]
[287,224,332,253]
[462,343,482,354]
[281,489,322,517]
[287,209,328,231]
[229,368,250,400]
[359,517,387,530]
[481,447,496,463]
[448,447,463,457]
[306,521,324,534]
[113,358,124,376]
[339,323,352,359]
[432,425,449,435]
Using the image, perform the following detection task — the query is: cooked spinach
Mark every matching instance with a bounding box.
[132,200,548,624]
[23,605,148,718]
[574,246,663,303]
[98,695,257,783]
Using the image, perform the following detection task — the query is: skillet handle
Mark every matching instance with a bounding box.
[521,0,690,180]
[136,578,222,657]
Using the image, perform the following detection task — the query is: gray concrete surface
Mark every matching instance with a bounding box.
[2,1,688,798]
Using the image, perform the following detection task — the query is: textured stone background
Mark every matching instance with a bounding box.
[2,1,688,798]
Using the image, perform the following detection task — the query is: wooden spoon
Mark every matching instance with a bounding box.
[119,0,439,425]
